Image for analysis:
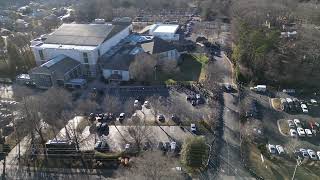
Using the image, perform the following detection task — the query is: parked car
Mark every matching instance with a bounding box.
[286,98,294,111]
[268,144,277,154]
[310,99,318,105]
[94,141,108,152]
[297,128,306,137]
[300,148,309,159]
[294,119,302,127]
[143,101,150,108]
[301,104,308,113]
[307,149,317,160]
[190,123,197,133]
[224,83,232,92]
[287,120,295,128]
[304,129,313,137]
[191,100,196,106]
[134,100,140,108]
[276,145,285,155]
[158,114,165,122]
[170,141,177,151]
[309,121,319,132]
[143,142,151,151]
[119,113,125,122]
[158,142,165,151]
[125,144,130,151]
[317,151,320,160]
[293,98,301,112]
[171,115,181,125]
[290,129,298,137]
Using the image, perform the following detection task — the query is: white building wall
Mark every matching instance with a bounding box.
[151,32,179,41]
[102,69,130,81]
[32,46,97,64]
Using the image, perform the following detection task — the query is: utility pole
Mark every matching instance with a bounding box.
[2,156,5,180]
[291,159,301,180]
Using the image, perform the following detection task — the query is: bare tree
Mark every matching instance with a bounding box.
[159,59,180,75]
[148,95,167,122]
[119,150,184,180]
[75,99,99,115]
[129,53,157,82]
[101,94,122,113]
[122,98,135,115]
[123,121,152,151]
[19,95,48,155]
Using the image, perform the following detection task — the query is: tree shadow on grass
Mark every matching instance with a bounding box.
[156,54,203,82]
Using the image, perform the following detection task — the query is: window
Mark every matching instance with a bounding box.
[83,52,89,63]
[113,70,119,74]
[39,50,44,60]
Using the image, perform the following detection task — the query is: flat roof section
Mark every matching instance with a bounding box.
[153,24,179,34]
[44,23,130,46]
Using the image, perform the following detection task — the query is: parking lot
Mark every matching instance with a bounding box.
[80,125,194,152]
[241,87,320,179]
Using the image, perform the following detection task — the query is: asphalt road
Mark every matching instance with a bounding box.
[203,52,253,179]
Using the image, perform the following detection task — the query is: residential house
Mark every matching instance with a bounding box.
[140,37,180,61]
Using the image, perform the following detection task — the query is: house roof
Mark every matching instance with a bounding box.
[31,55,80,78]
[101,52,135,71]
[140,37,176,54]
[44,23,130,46]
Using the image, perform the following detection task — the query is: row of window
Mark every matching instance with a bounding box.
[38,50,92,64]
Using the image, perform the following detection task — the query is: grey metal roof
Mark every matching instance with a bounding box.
[31,55,80,78]
[100,45,136,71]
[140,37,176,54]
[44,23,130,46]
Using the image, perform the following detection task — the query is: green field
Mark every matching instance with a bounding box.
[156,53,209,84]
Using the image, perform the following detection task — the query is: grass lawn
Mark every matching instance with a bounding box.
[156,54,209,84]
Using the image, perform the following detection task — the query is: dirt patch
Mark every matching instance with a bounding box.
[278,119,290,136]
[271,98,282,111]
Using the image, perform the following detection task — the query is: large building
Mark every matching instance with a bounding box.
[31,22,132,77]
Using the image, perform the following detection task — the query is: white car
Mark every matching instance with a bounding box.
[268,144,277,154]
[304,129,313,137]
[317,151,320,160]
[170,141,176,151]
[307,149,317,160]
[134,100,139,107]
[310,99,317,104]
[287,120,295,128]
[290,129,298,137]
[301,104,308,113]
[276,145,285,155]
[300,148,309,159]
[190,124,196,133]
[196,94,201,99]
[143,101,150,108]
[294,119,301,127]
[297,128,305,137]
